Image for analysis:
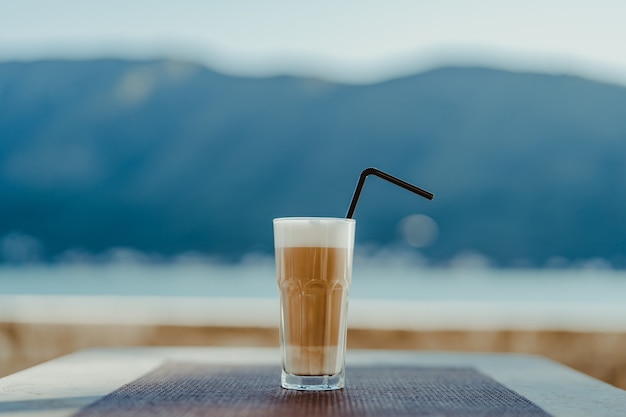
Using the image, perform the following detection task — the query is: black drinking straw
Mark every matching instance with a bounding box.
[346,167,434,219]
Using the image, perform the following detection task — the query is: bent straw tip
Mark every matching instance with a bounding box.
[346,167,434,218]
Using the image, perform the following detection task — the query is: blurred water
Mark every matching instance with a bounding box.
[2,263,626,331]
[1,263,625,305]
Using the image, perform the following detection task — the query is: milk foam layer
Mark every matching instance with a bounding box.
[273,217,355,248]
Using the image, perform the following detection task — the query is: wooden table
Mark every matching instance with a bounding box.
[0,347,624,416]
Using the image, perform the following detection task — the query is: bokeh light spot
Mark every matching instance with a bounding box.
[399,214,438,248]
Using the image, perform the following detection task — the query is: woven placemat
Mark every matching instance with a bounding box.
[73,362,552,417]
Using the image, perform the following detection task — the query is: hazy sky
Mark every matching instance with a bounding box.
[1,0,625,84]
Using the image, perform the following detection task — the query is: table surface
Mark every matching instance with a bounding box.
[0,347,625,417]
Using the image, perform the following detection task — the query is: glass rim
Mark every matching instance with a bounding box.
[273,217,355,224]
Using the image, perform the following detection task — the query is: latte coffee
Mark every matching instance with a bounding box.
[276,246,350,375]
[274,218,355,390]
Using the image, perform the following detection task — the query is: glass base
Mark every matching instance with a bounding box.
[281,370,344,391]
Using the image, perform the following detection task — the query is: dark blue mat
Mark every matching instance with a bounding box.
[73,362,552,417]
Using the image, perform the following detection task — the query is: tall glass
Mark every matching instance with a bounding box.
[273,217,355,390]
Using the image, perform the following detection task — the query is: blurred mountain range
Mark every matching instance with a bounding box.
[1,59,626,267]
